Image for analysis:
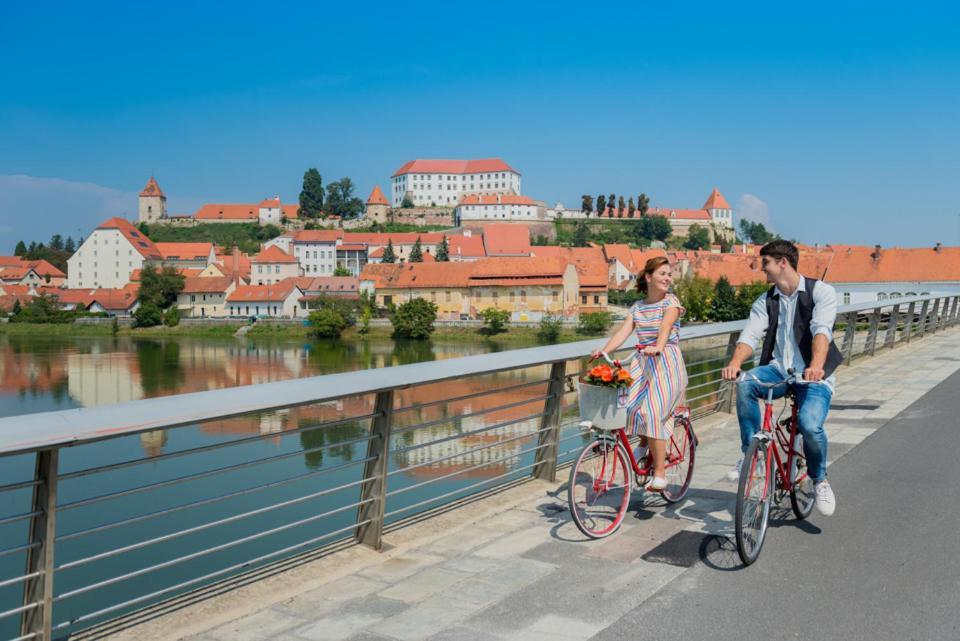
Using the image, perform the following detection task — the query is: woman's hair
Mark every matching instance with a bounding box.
[636,256,671,294]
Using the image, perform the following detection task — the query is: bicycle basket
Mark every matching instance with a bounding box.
[577,380,631,430]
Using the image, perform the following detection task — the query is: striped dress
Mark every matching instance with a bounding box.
[625,293,688,439]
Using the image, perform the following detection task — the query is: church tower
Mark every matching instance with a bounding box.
[703,188,733,229]
[139,176,166,223]
[365,185,390,224]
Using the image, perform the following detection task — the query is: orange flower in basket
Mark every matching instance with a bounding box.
[617,369,632,382]
[589,366,604,378]
[600,370,613,382]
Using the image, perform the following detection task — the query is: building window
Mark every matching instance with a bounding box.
[581,295,588,305]
[593,295,600,305]
[843,293,851,305]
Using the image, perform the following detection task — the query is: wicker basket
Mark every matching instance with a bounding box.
[577,380,631,430]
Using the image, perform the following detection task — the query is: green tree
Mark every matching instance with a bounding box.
[573,221,590,247]
[637,193,650,217]
[390,298,438,339]
[409,237,423,262]
[674,276,713,322]
[309,309,348,338]
[596,195,606,217]
[638,216,672,242]
[381,239,396,263]
[64,237,75,253]
[617,196,626,217]
[537,314,563,343]
[14,240,27,256]
[581,195,594,216]
[163,306,181,327]
[577,311,612,335]
[333,265,352,277]
[739,219,777,244]
[684,224,711,250]
[138,264,185,312]
[357,306,373,335]
[710,276,738,321]
[608,194,616,216]
[299,168,324,219]
[325,177,364,219]
[305,294,358,326]
[735,281,769,319]
[436,235,450,261]
[627,197,636,218]
[49,234,64,251]
[479,307,510,335]
[401,195,415,208]
[133,302,163,328]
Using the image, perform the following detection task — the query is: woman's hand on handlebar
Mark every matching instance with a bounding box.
[641,345,662,357]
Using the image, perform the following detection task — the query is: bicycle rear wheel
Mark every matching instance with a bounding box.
[789,434,816,519]
[661,418,696,503]
[735,438,773,565]
[568,438,632,539]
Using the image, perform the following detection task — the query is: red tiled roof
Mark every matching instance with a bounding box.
[367,185,389,206]
[482,224,531,257]
[393,262,476,288]
[392,158,518,177]
[459,194,537,206]
[27,260,65,278]
[96,218,162,260]
[0,265,35,281]
[647,207,712,221]
[226,279,302,303]
[0,256,23,267]
[821,246,960,283]
[41,288,96,308]
[259,197,281,208]
[703,188,731,210]
[296,276,360,294]
[448,234,486,258]
[344,232,444,246]
[155,242,214,261]
[130,267,202,281]
[140,176,165,198]
[0,284,34,296]
[338,243,368,251]
[529,246,607,289]
[293,230,344,243]
[91,284,140,312]
[359,264,403,287]
[251,245,297,264]
[180,276,235,294]
[194,201,299,221]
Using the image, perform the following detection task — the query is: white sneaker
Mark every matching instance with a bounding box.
[726,458,743,482]
[815,480,836,516]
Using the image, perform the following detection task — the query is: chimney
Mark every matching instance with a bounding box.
[934,242,943,253]
[871,244,881,263]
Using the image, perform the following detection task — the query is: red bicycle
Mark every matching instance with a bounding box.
[568,350,697,539]
[734,369,816,565]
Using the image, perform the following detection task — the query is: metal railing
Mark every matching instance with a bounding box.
[0,293,957,641]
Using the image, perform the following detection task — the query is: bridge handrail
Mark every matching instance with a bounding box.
[0,294,943,458]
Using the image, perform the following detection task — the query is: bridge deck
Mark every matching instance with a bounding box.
[85,325,960,641]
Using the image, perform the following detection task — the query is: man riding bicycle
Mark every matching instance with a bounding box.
[721,240,840,516]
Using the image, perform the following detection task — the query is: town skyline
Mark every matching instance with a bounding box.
[3,2,959,248]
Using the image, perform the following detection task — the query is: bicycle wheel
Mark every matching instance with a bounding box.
[735,438,773,565]
[661,418,696,503]
[789,434,816,520]
[568,438,632,539]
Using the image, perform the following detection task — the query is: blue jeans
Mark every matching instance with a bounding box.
[735,364,832,482]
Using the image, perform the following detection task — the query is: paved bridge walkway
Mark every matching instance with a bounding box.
[99,327,960,641]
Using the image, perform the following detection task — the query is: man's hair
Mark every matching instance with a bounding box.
[759,240,799,270]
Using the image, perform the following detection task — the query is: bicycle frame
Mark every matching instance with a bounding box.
[754,390,807,494]
[587,409,692,480]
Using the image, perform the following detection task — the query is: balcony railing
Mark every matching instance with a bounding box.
[0,293,957,641]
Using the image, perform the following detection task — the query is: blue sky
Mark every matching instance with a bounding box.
[2,1,959,251]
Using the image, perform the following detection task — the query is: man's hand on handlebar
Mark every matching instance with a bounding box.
[721,362,742,381]
[803,366,825,382]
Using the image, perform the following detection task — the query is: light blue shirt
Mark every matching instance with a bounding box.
[737,276,839,390]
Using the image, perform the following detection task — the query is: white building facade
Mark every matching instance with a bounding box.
[455,194,543,224]
[67,218,161,289]
[391,159,521,207]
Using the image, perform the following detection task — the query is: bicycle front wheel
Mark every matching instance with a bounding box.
[789,434,816,520]
[662,418,696,503]
[735,438,774,565]
[568,438,632,539]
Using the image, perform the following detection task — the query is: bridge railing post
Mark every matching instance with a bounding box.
[884,304,900,349]
[20,449,58,641]
[903,302,916,343]
[866,307,882,356]
[534,361,567,482]
[719,332,740,414]
[355,390,394,550]
[842,311,858,365]
[929,298,942,333]
[952,296,960,326]
[916,300,930,340]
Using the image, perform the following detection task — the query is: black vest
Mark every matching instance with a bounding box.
[759,278,843,378]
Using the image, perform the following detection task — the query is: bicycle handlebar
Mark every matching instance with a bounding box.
[735,367,801,387]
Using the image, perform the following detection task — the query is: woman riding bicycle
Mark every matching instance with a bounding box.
[591,256,688,491]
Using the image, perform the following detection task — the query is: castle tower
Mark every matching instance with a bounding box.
[139,176,166,223]
[366,185,390,224]
[703,188,733,229]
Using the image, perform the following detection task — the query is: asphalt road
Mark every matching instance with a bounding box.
[593,368,960,641]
